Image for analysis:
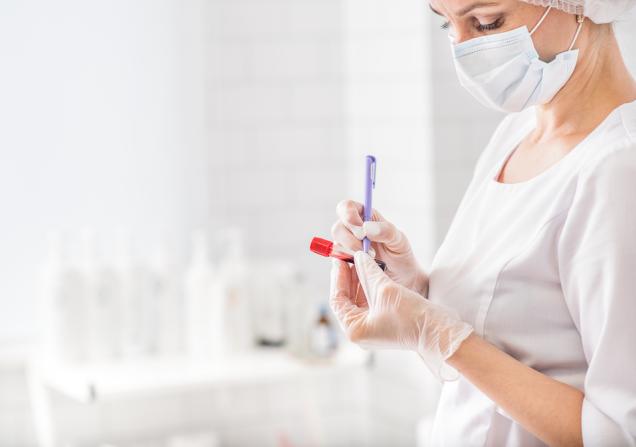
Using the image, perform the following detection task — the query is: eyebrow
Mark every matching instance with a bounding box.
[429,1,499,17]
[429,4,443,16]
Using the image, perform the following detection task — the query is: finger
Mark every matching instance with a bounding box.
[362,221,406,250]
[331,221,363,252]
[331,221,376,258]
[330,258,351,302]
[351,265,368,308]
[354,251,390,308]
[329,259,366,329]
[336,200,365,239]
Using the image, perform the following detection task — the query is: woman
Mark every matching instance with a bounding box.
[329,1,636,445]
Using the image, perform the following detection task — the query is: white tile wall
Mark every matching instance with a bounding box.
[344,0,436,265]
[205,0,348,297]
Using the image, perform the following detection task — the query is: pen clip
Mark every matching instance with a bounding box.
[367,155,376,189]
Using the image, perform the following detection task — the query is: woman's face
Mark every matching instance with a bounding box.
[430,0,583,62]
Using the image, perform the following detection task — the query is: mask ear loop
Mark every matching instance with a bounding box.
[529,6,552,35]
[568,15,585,51]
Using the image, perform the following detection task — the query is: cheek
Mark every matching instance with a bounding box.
[532,38,556,63]
[533,21,576,62]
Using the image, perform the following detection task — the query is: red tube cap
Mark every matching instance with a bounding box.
[310,237,333,257]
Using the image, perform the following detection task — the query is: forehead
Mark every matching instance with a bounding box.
[429,0,508,15]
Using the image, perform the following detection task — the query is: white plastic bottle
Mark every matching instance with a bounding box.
[40,231,90,365]
[80,230,120,364]
[114,230,146,360]
[149,241,183,358]
[77,229,115,363]
[184,230,221,360]
[94,260,122,363]
[39,231,65,365]
[285,271,317,358]
[213,228,253,357]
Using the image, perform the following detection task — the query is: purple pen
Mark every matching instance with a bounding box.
[363,155,376,253]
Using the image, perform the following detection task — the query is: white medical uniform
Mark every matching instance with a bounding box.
[427,99,636,446]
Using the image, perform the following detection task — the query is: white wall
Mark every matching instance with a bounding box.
[0,0,352,343]
[0,0,211,341]
[615,19,636,72]
[205,0,348,294]
[344,0,436,264]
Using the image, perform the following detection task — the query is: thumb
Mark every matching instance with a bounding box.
[354,251,389,307]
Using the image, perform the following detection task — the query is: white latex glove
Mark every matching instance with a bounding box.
[331,200,428,295]
[330,251,474,380]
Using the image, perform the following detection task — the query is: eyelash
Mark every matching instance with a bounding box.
[440,18,503,32]
[476,18,503,31]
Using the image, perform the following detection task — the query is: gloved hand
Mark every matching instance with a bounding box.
[331,200,428,295]
[330,251,474,380]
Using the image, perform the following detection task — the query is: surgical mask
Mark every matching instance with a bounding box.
[451,7,585,113]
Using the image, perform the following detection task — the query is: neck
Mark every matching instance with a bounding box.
[534,24,636,138]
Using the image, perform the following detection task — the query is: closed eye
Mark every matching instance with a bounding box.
[476,17,503,31]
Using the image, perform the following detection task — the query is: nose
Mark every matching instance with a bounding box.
[452,29,475,45]
[442,22,475,45]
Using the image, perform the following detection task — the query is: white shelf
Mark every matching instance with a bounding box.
[41,345,370,403]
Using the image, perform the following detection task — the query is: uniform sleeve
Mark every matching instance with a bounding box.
[558,145,636,446]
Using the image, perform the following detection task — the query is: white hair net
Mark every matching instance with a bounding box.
[521,0,636,23]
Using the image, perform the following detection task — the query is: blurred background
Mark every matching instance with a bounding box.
[1,1,635,446]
